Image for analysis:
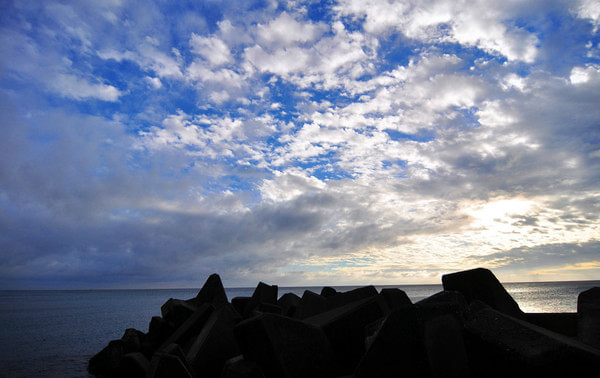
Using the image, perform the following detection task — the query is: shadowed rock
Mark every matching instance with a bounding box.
[220,356,265,378]
[353,306,428,378]
[364,317,385,349]
[243,282,278,318]
[320,286,337,297]
[294,290,327,319]
[464,301,600,377]
[143,316,175,357]
[295,286,379,320]
[186,304,241,377]
[121,328,144,354]
[305,295,388,375]
[157,303,214,352]
[525,313,577,337]
[234,313,334,378]
[442,268,524,319]
[189,273,229,308]
[162,343,193,370]
[119,352,149,378]
[325,285,378,311]
[88,339,124,376]
[416,290,468,323]
[578,287,600,349]
[232,297,252,317]
[161,299,197,328]
[254,302,281,315]
[146,344,195,378]
[424,314,471,378]
[380,288,412,310]
[277,292,301,317]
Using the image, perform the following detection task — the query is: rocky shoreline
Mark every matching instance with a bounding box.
[88,268,600,377]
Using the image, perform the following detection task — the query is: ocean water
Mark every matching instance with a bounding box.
[0,281,598,377]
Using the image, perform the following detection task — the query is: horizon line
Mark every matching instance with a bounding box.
[3,278,600,292]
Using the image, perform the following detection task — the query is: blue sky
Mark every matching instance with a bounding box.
[1,0,599,289]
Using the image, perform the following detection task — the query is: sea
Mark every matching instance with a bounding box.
[0,280,598,377]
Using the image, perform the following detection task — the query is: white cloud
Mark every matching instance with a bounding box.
[43,3,93,50]
[314,21,375,76]
[137,111,280,167]
[97,49,137,62]
[245,19,376,90]
[449,7,538,63]
[99,44,183,79]
[570,64,600,84]
[501,73,527,92]
[256,12,327,48]
[51,73,122,101]
[476,101,517,128]
[137,111,204,150]
[190,34,232,66]
[335,0,412,35]
[185,59,250,105]
[138,44,183,78]
[334,0,540,62]
[217,19,253,46]
[209,90,231,104]
[145,76,162,89]
[245,45,312,75]
[0,24,124,102]
[145,36,160,46]
[187,63,244,87]
[260,170,327,202]
[574,0,600,32]
[423,74,483,109]
[303,52,483,139]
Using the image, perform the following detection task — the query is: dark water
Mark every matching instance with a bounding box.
[0,281,598,377]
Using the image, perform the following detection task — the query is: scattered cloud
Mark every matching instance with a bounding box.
[575,0,600,32]
[190,34,233,66]
[570,64,600,84]
[1,0,599,288]
[334,0,541,62]
[145,76,163,89]
[51,74,122,101]
[255,12,327,48]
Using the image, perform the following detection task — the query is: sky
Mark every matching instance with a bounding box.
[1,0,599,289]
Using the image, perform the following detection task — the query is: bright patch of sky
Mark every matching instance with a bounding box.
[1,0,599,288]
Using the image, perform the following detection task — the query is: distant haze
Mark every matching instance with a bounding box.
[1,1,599,289]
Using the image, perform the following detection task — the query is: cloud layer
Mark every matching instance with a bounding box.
[1,0,599,289]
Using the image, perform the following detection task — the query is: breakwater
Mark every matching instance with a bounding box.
[89,268,600,377]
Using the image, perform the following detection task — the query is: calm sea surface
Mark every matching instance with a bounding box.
[0,281,598,377]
